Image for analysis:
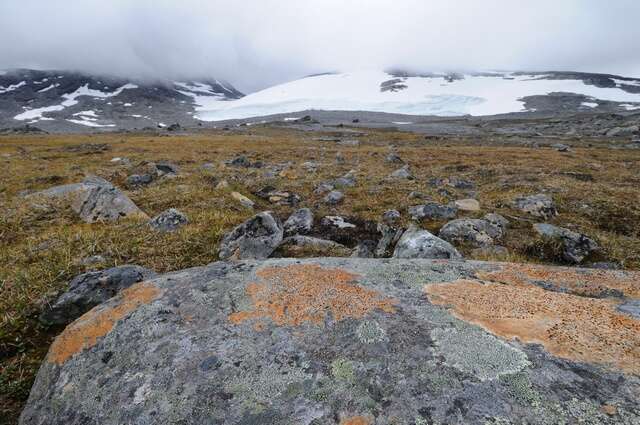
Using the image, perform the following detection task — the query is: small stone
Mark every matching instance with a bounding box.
[149,208,189,232]
[228,155,251,167]
[440,219,504,247]
[216,179,230,190]
[382,209,401,226]
[551,143,570,152]
[409,202,457,221]
[513,194,557,220]
[454,198,480,212]
[314,182,334,195]
[351,240,377,258]
[324,190,344,205]
[389,164,413,179]
[202,163,215,170]
[385,152,403,163]
[484,213,509,231]
[276,235,351,257]
[125,173,154,188]
[231,192,255,209]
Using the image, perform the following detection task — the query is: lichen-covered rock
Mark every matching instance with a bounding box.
[21,259,640,425]
[513,193,557,220]
[454,198,480,212]
[393,225,462,259]
[439,218,504,247]
[409,202,457,221]
[324,190,344,205]
[275,235,351,257]
[148,208,189,232]
[28,176,147,223]
[40,265,156,325]
[389,164,413,179]
[218,211,283,260]
[534,223,599,263]
[283,208,314,236]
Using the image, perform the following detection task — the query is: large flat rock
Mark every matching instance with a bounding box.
[21,259,640,424]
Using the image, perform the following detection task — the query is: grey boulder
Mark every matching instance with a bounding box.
[409,202,457,221]
[389,164,413,179]
[439,218,504,248]
[393,225,462,259]
[275,235,351,257]
[513,193,557,220]
[283,208,314,236]
[324,190,344,205]
[218,212,283,260]
[149,208,189,232]
[40,265,156,325]
[534,223,599,263]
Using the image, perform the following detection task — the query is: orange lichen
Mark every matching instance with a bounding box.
[425,279,640,374]
[228,264,396,328]
[340,416,372,425]
[477,263,640,299]
[47,282,162,365]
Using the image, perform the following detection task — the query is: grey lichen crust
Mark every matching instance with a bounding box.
[20,258,640,425]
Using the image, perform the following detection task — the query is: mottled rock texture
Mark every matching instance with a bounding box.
[22,258,640,424]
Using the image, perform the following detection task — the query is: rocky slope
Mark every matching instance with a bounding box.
[20,258,640,424]
[0,69,243,133]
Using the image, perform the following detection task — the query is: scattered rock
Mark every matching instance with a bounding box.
[338,139,359,146]
[301,161,319,171]
[385,152,404,163]
[218,212,283,260]
[439,218,504,247]
[324,190,344,205]
[166,123,181,132]
[408,191,426,200]
[393,225,462,259]
[606,125,639,137]
[201,162,215,170]
[382,209,401,226]
[484,213,509,232]
[155,161,179,176]
[215,179,230,190]
[63,143,110,154]
[389,164,413,179]
[148,209,189,232]
[454,198,480,212]
[314,182,334,195]
[513,193,557,220]
[28,176,147,223]
[335,152,345,164]
[231,192,255,209]
[283,208,313,236]
[125,173,154,188]
[320,215,356,229]
[332,171,356,188]
[430,176,475,190]
[533,223,599,263]
[40,265,156,325]
[275,235,351,257]
[409,202,457,221]
[551,143,570,152]
[255,186,300,206]
[227,155,252,167]
[77,255,107,267]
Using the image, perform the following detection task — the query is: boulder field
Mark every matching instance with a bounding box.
[21,258,640,424]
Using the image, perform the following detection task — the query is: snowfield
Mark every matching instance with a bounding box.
[196,71,640,121]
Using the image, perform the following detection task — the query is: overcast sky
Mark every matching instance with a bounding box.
[1,0,639,92]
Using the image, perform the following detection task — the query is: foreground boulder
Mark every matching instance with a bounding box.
[283,208,314,236]
[22,259,640,424]
[393,225,462,259]
[28,176,147,223]
[40,265,156,325]
[218,212,283,260]
[534,223,599,263]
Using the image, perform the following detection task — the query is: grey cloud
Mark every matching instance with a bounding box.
[1,0,639,92]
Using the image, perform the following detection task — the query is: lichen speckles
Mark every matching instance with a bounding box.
[228,264,397,328]
[47,282,162,365]
[425,279,640,374]
[476,263,640,299]
[430,326,530,381]
[356,320,387,344]
[340,416,372,425]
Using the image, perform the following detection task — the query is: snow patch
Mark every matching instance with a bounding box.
[581,102,598,108]
[67,119,115,128]
[620,103,640,110]
[0,81,26,94]
[392,121,413,125]
[38,84,60,93]
[196,71,640,121]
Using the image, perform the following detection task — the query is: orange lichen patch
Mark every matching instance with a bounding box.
[47,282,162,365]
[340,416,372,425]
[228,264,396,328]
[476,263,640,299]
[425,279,640,374]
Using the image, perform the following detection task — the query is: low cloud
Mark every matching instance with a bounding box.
[1,0,639,92]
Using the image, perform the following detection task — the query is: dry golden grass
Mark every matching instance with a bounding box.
[0,125,639,422]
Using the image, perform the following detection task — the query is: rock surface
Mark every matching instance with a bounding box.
[283,208,314,236]
[513,193,558,220]
[40,265,156,325]
[218,212,284,260]
[22,258,640,424]
[439,218,504,248]
[408,202,457,221]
